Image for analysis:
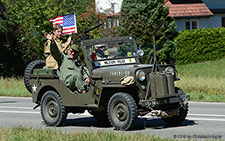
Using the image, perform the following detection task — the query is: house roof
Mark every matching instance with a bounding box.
[107,12,120,18]
[164,0,213,18]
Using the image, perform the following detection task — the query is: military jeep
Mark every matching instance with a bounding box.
[24,36,189,131]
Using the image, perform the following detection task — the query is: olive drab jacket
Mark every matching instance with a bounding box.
[49,40,89,92]
[44,35,70,69]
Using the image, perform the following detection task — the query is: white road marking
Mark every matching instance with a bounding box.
[1,106,225,122]
[188,114,225,117]
[188,101,225,105]
[0,106,37,110]
[187,118,225,122]
[0,110,39,114]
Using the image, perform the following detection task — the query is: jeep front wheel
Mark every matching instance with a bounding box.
[41,91,67,126]
[107,92,138,130]
[162,105,188,125]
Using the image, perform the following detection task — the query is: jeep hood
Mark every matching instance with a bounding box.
[91,63,173,80]
[92,64,153,79]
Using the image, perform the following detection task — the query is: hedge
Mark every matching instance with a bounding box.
[174,28,225,65]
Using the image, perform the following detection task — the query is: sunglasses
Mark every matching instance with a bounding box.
[69,49,78,53]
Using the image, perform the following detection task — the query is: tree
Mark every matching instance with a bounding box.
[118,0,177,63]
[0,0,95,77]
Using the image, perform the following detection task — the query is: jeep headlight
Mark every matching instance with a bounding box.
[164,66,175,75]
[136,70,145,81]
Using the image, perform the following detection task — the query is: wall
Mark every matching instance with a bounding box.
[175,18,210,31]
[208,14,224,28]
[202,0,225,9]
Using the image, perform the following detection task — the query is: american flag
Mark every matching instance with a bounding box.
[49,13,77,35]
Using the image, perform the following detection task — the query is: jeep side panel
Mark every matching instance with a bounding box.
[30,79,97,107]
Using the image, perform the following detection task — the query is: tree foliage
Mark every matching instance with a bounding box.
[118,0,177,63]
[0,0,97,77]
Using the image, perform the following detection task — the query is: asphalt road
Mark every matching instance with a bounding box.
[0,96,224,140]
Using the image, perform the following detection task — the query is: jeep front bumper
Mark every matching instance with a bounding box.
[140,94,190,107]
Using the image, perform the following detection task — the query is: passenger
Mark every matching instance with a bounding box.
[44,32,90,94]
[44,24,71,69]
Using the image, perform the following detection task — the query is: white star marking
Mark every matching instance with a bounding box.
[32,84,37,92]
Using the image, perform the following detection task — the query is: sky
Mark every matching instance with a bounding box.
[96,0,123,13]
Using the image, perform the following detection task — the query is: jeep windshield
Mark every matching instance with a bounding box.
[86,41,135,59]
[83,37,140,67]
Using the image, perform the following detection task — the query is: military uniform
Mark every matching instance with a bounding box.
[44,35,70,69]
[50,41,89,93]
[96,50,108,59]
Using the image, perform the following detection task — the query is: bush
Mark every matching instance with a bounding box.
[175,28,225,65]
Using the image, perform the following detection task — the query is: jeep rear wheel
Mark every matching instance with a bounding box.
[41,91,67,126]
[107,92,138,130]
[24,60,46,93]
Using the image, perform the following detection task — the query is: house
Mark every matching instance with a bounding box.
[164,0,225,31]
[202,0,225,28]
[106,12,120,28]
[100,0,225,31]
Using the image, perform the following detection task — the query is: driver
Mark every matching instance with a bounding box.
[95,44,108,59]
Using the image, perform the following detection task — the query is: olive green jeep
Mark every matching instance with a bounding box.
[24,36,189,131]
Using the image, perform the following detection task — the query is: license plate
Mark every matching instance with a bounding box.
[169,97,180,103]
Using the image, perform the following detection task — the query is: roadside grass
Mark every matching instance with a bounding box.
[175,59,225,102]
[0,126,174,141]
[0,77,30,97]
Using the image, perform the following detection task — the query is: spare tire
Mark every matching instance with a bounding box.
[24,60,46,93]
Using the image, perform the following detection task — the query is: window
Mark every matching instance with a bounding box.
[113,19,117,27]
[186,21,190,30]
[108,19,111,28]
[192,21,197,29]
[186,20,198,30]
[222,17,225,27]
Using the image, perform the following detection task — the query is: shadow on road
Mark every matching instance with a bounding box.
[64,116,197,131]
[65,117,111,128]
[132,118,196,131]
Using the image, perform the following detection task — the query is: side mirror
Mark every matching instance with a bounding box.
[137,49,144,56]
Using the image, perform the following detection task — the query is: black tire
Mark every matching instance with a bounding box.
[89,110,109,122]
[107,92,138,130]
[162,87,188,125]
[24,60,46,93]
[162,104,188,125]
[41,91,67,126]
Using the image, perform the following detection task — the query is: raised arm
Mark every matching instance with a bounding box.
[60,37,72,54]
[44,32,64,66]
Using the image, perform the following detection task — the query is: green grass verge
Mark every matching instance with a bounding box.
[0,77,30,97]
[0,126,174,141]
[175,59,225,102]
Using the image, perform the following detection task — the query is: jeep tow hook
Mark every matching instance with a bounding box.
[33,103,40,110]
[148,107,181,118]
